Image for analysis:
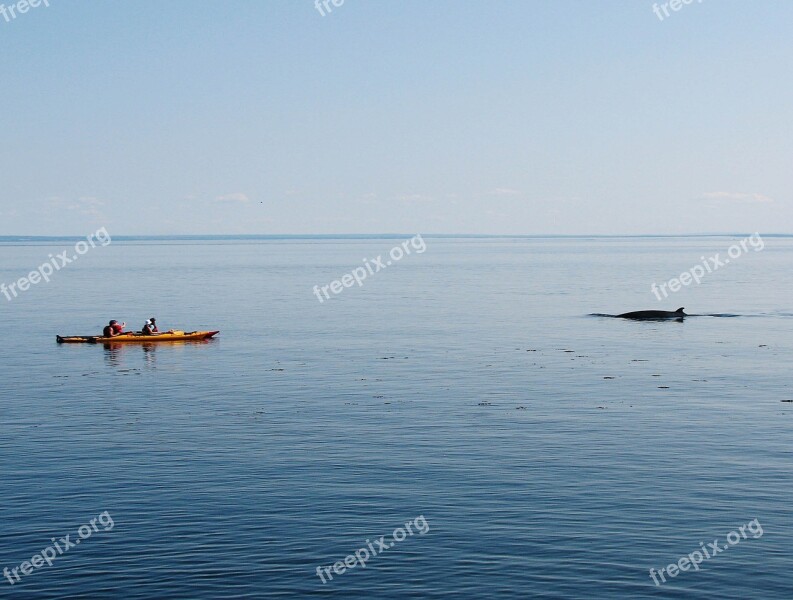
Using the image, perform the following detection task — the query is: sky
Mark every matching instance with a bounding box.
[0,0,790,236]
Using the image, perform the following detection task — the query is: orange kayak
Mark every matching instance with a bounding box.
[57,330,219,344]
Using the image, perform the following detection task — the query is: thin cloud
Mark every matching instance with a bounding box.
[488,188,521,196]
[397,193,434,203]
[215,193,251,204]
[74,197,105,216]
[46,196,107,217]
[700,192,774,204]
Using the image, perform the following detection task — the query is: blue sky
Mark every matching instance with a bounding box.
[0,0,790,235]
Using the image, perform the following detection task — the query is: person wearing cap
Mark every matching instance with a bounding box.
[142,317,160,336]
[103,319,126,338]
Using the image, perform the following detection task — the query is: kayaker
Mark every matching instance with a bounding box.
[142,318,159,336]
[103,320,125,337]
[142,318,174,336]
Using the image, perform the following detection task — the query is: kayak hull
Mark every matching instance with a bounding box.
[57,331,219,344]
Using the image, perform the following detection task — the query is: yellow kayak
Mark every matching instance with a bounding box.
[56,331,219,344]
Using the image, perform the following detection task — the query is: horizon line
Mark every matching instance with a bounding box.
[0,232,787,241]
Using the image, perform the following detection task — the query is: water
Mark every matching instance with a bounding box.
[1,235,791,598]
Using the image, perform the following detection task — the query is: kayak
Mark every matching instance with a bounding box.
[56,330,219,344]
[56,331,220,344]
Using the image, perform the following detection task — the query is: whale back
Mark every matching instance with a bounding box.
[615,308,687,320]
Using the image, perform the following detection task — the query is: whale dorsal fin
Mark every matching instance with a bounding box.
[676,307,685,313]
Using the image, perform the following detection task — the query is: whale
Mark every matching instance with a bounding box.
[616,307,687,320]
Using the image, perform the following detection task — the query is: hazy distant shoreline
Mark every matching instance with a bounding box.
[2,233,792,243]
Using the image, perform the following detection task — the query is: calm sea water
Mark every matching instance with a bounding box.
[1,236,791,599]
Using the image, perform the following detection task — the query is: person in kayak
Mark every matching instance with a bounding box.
[142,318,159,336]
[142,317,174,336]
[103,320,125,338]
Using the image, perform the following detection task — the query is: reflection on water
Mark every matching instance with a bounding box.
[102,342,159,370]
[102,340,215,370]
[142,343,157,369]
[102,342,125,368]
